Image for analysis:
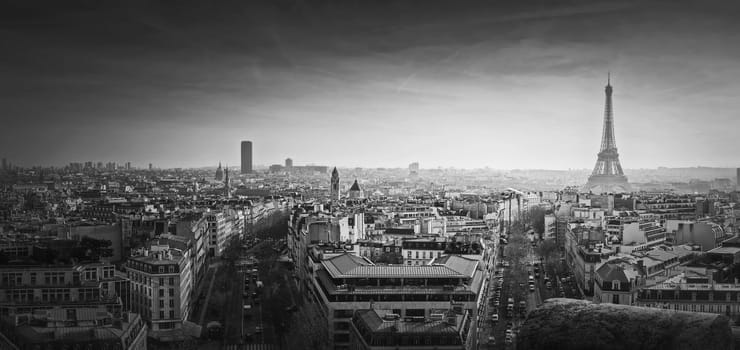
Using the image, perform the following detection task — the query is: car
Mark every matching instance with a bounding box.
[494,300,500,307]
[529,284,535,292]
[546,282,552,289]
[506,322,513,329]
[503,261,510,268]
[506,329,513,337]
[505,336,513,345]
[255,326,263,334]
[491,313,499,322]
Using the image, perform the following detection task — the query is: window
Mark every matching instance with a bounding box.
[169,310,175,319]
[169,266,175,273]
[169,300,174,307]
[159,289,164,297]
[159,278,164,286]
[612,280,620,290]
[158,267,165,273]
[159,300,164,307]
[169,288,174,297]
[169,278,174,286]
[159,311,165,319]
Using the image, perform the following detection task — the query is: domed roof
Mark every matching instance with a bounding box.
[349,179,361,191]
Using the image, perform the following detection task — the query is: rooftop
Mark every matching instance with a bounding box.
[321,253,478,279]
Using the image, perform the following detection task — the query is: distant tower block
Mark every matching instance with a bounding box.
[241,141,253,174]
[409,162,419,177]
[583,74,631,194]
[285,158,293,169]
[330,167,340,201]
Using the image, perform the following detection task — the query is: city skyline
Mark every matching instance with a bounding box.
[2,0,740,170]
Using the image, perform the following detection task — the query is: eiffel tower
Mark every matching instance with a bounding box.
[583,74,631,194]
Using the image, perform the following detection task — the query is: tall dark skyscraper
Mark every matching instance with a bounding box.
[241,141,253,174]
[583,75,631,194]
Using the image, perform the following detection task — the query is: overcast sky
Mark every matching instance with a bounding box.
[1,0,739,170]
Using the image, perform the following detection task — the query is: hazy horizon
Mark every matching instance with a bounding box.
[2,0,739,169]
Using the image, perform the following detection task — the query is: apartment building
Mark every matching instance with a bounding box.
[621,221,666,253]
[593,258,645,305]
[0,308,147,350]
[636,275,740,318]
[126,243,192,333]
[402,237,447,265]
[0,262,127,316]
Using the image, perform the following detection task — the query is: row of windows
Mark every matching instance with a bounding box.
[158,300,175,308]
[405,251,443,260]
[128,261,177,274]
[1,271,81,286]
[642,302,734,314]
[158,310,177,319]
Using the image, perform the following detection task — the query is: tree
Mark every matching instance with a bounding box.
[529,206,547,235]
[77,236,113,261]
[285,301,329,350]
[536,238,559,269]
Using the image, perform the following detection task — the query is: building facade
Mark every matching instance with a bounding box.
[241,141,252,174]
[125,244,192,333]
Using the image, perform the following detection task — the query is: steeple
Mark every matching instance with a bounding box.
[330,167,340,201]
[215,162,224,181]
[224,165,231,198]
